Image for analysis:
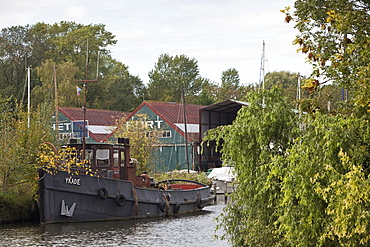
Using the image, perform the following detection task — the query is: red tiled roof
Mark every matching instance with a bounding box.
[187,133,199,142]
[90,133,111,143]
[59,107,130,143]
[59,107,129,125]
[146,101,200,124]
[127,101,202,142]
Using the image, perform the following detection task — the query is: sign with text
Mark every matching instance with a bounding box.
[72,120,89,138]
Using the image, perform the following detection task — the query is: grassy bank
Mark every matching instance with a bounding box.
[0,171,210,224]
[0,191,39,224]
[152,170,212,186]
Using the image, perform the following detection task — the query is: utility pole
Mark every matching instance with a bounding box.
[54,66,59,141]
[27,66,31,128]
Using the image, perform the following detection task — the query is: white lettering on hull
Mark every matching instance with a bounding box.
[65,177,81,186]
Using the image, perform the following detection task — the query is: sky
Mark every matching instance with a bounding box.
[0,0,312,85]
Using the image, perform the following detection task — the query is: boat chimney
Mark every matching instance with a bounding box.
[118,138,130,146]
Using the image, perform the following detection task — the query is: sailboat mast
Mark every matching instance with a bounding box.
[262,40,265,91]
[182,88,190,173]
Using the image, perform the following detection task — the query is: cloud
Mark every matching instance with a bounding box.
[0,0,311,86]
[66,5,87,21]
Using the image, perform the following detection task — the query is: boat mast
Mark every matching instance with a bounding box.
[182,80,190,173]
[76,41,98,160]
[182,88,190,173]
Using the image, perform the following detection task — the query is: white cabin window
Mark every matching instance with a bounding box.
[96,149,110,167]
[113,149,119,168]
[85,149,93,162]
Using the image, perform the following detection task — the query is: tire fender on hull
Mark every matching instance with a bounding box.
[115,195,126,207]
[173,203,180,214]
[97,188,108,199]
[159,201,166,212]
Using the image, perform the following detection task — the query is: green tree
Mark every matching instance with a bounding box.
[0,25,34,99]
[33,59,79,107]
[263,71,342,113]
[271,112,370,246]
[193,78,217,105]
[308,83,343,113]
[0,97,56,193]
[205,88,299,246]
[282,1,370,112]
[217,68,242,101]
[31,22,116,77]
[30,22,118,109]
[205,87,370,246]
[114,114,160,174]
[101,59,145,111]
[0,22,123,110]
[147,53,203,103]
[264,71,302,103]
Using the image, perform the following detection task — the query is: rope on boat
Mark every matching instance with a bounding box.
[38,173,46,181]
[131,182,139,216]
[162,193,170,216]
[115,180,121,195]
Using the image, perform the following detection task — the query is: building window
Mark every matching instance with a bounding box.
[160,131,171,138]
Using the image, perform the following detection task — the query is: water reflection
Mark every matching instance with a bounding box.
[0,202,229,247]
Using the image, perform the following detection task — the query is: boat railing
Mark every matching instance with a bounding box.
[39,166,99,177]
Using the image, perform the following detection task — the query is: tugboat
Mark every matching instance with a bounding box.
[38,138,214,224]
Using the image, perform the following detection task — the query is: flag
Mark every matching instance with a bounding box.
[76,86,82,96]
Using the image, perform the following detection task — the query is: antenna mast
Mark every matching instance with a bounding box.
[76,41,99,160]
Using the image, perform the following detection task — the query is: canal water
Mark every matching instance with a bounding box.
[0,200,230,247]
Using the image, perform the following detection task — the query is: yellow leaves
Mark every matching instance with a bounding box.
[114,113,161,173]
[338,148,350,166]
[326,10,336,24]
[302,79,320,93]
[318,149,370,245]
[301,45,309,54]
[280,6,290,13]
[280,6,292,23]
[293,38,303,46]
[36,143,94,176]
[332,53,343,62]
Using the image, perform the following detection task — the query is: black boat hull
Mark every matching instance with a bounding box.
[38,169,214,224]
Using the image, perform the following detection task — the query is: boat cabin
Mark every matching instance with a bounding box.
[67,138,151,188]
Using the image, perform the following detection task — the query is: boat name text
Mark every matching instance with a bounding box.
[65,177,81,186]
